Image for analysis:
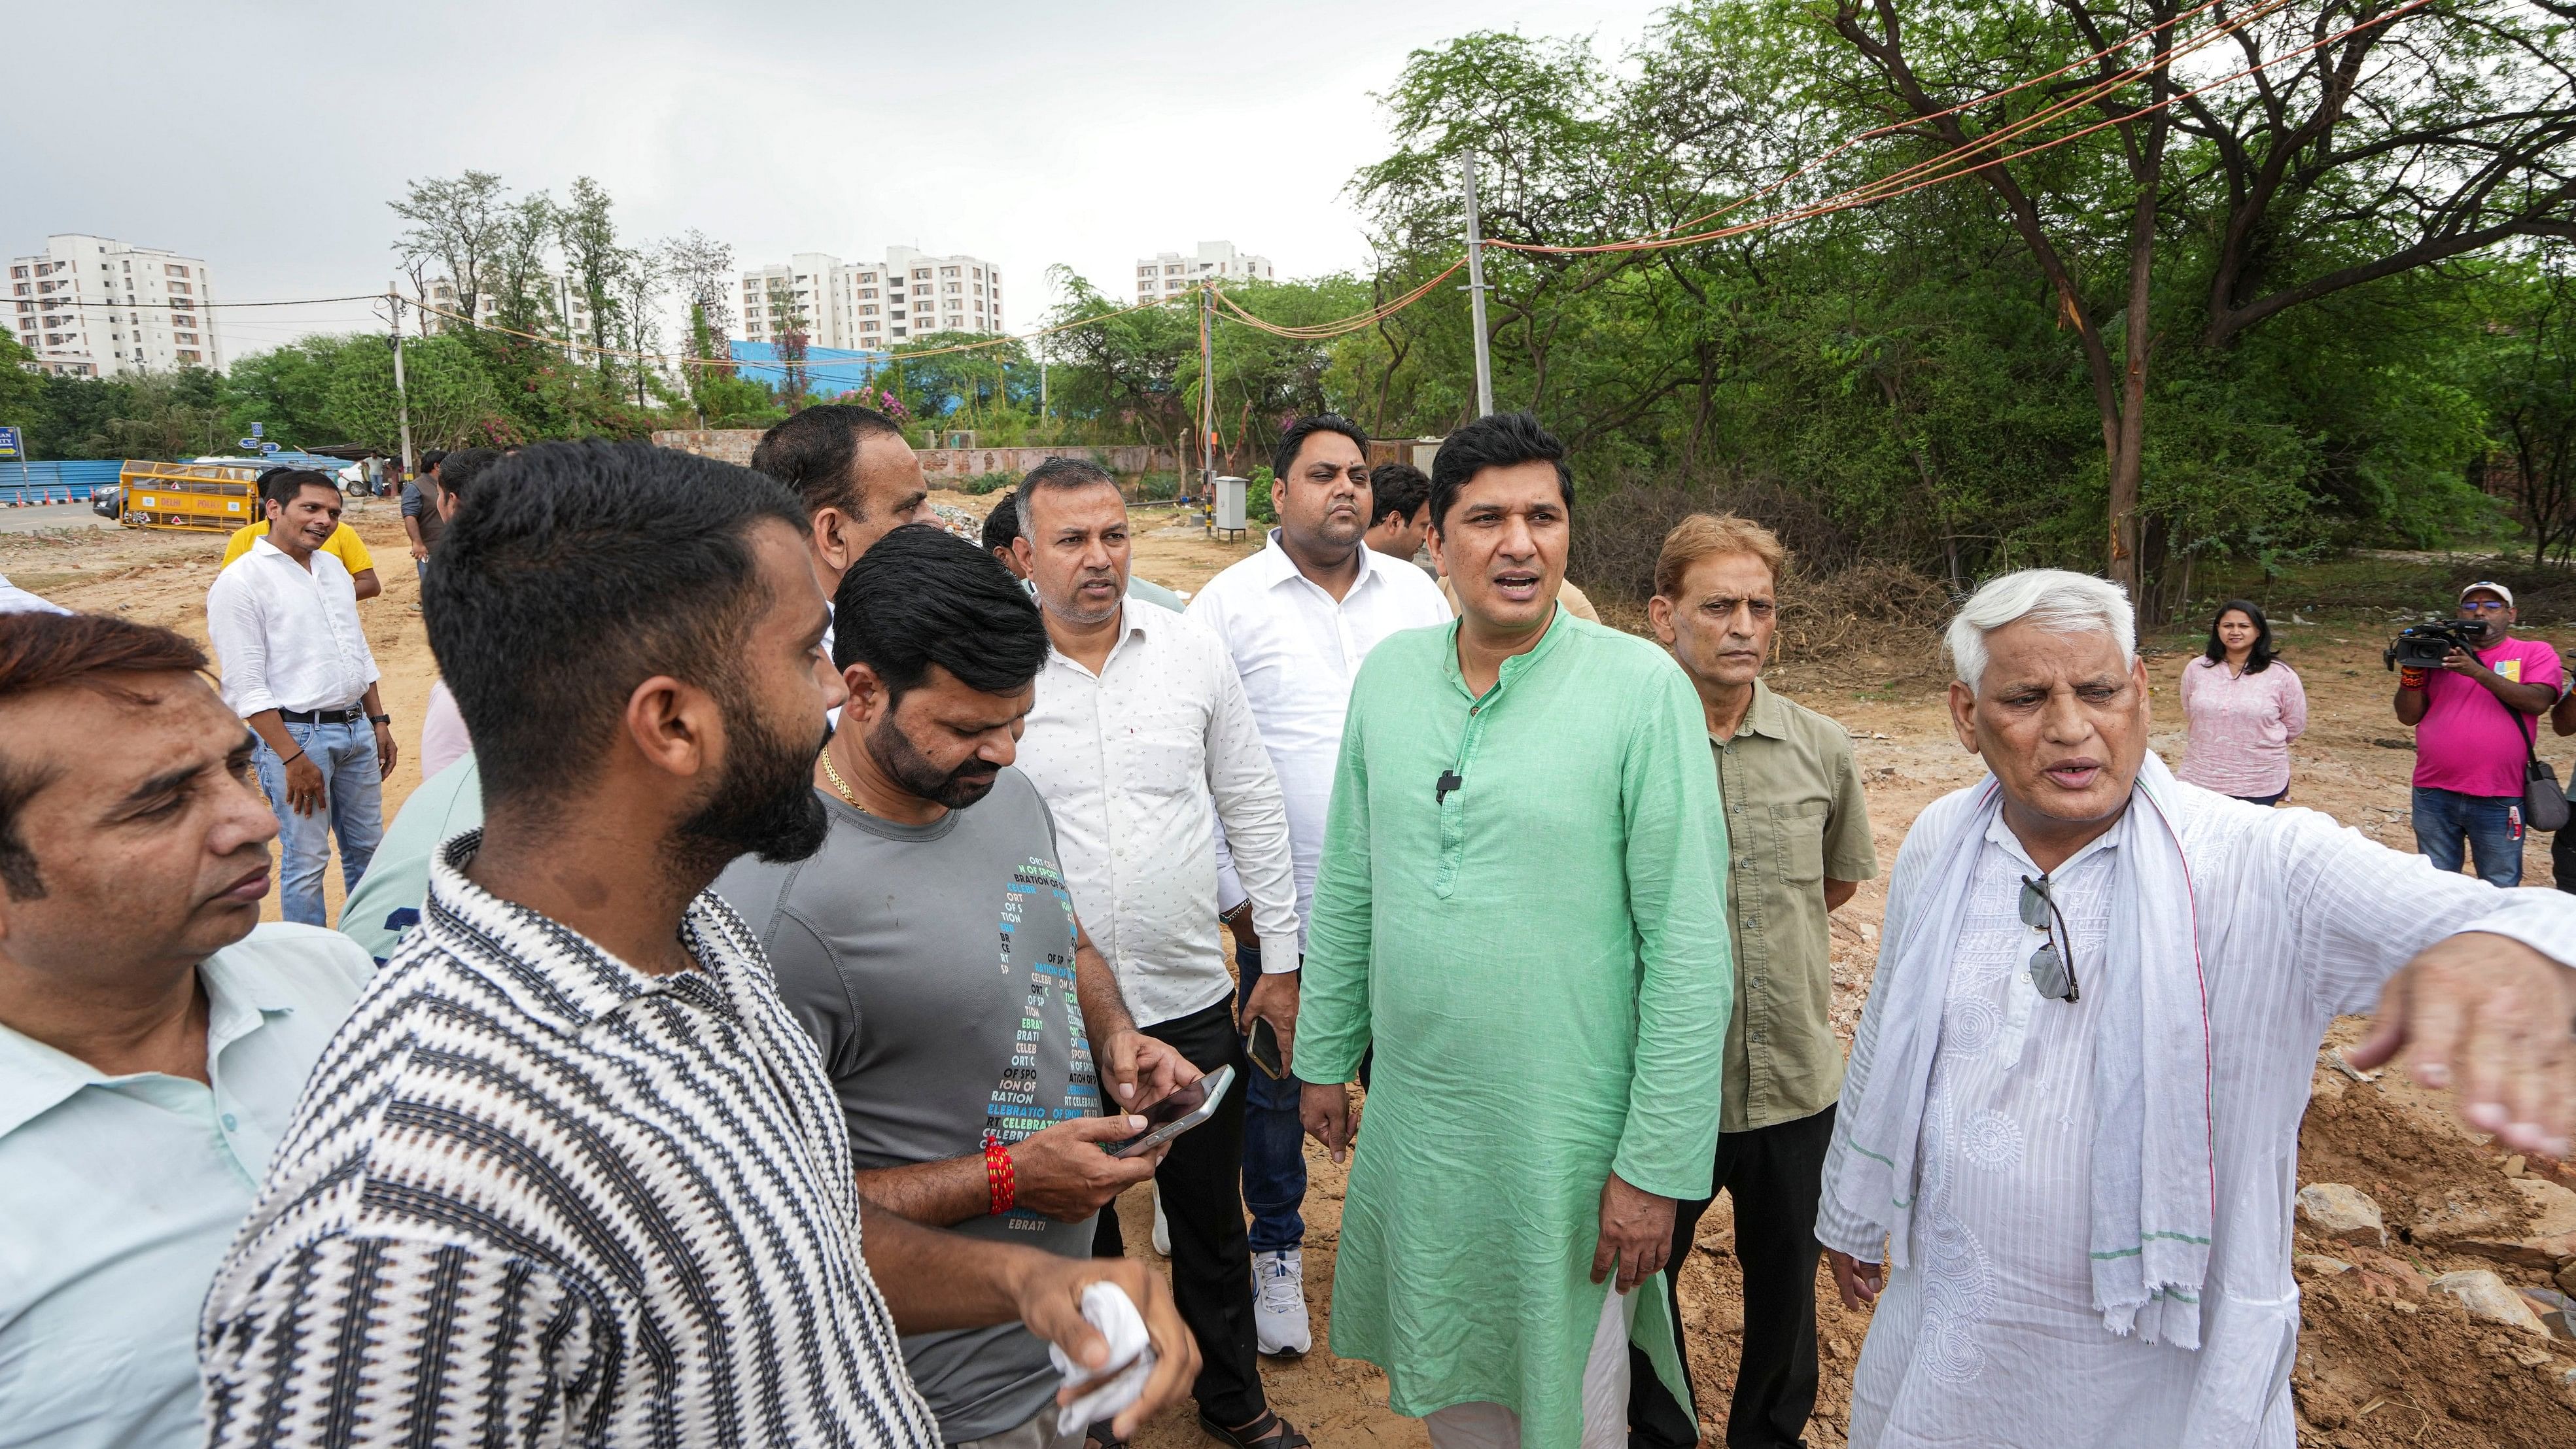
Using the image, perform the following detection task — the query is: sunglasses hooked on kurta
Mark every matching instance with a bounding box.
[2019,875,2081,1003]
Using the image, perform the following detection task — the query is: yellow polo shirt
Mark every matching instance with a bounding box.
[221,523,374,576]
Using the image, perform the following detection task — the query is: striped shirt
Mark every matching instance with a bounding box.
[198,831,941,1448]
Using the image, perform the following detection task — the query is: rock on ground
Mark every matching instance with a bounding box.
[2428,1269,2550,1338]
[2298,1183,2388,1248]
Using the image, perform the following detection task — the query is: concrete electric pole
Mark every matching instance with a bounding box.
[389,288,416,480]
[1461,153,1495,419]
[1199,281,1217,501]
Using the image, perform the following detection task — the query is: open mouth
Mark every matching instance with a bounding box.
[2042,759,2102,790]
[1493,571,1542,602]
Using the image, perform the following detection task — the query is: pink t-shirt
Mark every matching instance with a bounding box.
[419,678,472,782]
[2412,637,2562,797]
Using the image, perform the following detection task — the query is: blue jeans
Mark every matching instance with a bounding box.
[1234,941,1306,1253]
[2411,786,2522,888]
[255,717,385,926]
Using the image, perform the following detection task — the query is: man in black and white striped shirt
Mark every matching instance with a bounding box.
[198,441,1195,1448]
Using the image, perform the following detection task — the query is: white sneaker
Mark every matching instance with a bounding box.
[1151,1187,1171,1257]
[1253,1248,1312,1357]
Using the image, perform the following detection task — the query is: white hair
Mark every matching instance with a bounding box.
[1945,568,2136,692]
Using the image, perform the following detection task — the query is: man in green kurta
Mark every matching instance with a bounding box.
[1298,411,1733,1448]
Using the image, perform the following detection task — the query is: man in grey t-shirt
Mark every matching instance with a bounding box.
[719,526,1196,1448]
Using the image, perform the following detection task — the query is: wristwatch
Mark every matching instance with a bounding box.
[366,712,392,725]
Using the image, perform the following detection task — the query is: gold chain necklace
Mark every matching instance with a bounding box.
[818,744,873,815]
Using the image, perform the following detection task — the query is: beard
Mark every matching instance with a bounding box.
[671,695,833,881]
[866,708,1000,810]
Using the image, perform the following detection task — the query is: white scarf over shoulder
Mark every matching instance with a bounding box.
[1829,752,2216,1348]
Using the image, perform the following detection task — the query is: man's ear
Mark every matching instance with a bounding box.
[812,506,856,577]
[621,674,722,782]
[1946,680,1981,756]
[1646,594,1677,646]
[1009,535,1036,576]
[839,660,892,729]
[1425,522,1448,580]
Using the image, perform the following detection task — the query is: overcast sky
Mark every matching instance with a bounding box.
[10,0,1665,362]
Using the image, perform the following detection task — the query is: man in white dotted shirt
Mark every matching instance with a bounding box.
[1819,568,2576,1449]
[1010,457,1312,1449]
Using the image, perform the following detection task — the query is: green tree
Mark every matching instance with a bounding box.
[391,170,510,325]
[555,177,625,377]
[219,336,357,450]
[324,334,506,453]
[89,368,226,460]
[0,324,44,444]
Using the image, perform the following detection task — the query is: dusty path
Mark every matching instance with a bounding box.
[15,500,2572,1444]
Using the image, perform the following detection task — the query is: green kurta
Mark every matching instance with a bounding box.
[1300,608,1733,1445]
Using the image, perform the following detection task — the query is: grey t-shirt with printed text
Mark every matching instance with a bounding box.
[715,767,1098,1444]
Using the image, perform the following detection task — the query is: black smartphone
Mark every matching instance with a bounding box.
[1245,1017,1287,1081]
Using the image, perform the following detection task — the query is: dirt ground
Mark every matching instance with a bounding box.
[16,497,2573,1446]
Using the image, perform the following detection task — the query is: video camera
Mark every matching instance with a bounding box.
[2384,616,2491,671]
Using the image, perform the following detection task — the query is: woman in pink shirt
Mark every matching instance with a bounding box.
[2178,599,2307,804]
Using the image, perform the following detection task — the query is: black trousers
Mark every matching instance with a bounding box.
[1627,1104,1837,1449]
[1091,996,1265,1426]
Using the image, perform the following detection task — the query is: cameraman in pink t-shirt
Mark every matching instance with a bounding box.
[2397,581,2561,885]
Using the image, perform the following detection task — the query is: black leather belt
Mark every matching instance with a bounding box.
[277,704,365,725]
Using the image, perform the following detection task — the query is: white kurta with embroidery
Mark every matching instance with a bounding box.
[1820,784,2576,1449]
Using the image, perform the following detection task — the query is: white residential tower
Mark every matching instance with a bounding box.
[1134,241,1275,303]
[739,247,1006,351]
[7,234,222,377]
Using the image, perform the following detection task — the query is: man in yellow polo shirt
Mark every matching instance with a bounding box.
[222,485,381,601]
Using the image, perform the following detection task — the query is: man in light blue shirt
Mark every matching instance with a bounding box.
[0,610,372,1449]
[337,751,483,964]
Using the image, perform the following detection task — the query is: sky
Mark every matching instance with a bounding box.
[7,0,1667,364]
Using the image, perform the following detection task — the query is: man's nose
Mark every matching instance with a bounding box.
[2038,688,2093,741]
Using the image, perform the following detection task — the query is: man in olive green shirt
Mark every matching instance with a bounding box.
[1632,514,1875,1449]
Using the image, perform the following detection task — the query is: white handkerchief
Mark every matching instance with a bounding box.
[1050,1280,1157,1435]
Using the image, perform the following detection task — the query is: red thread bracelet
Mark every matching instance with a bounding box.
[983,1131,1017,1214]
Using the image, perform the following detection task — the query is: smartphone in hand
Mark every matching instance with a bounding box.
[1106,1065,1235,1158]
[1245,1017,1287,1081]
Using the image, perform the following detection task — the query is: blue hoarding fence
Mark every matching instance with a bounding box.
[0,461,126,506]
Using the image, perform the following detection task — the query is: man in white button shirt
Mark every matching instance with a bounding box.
[204,468,392,926]
[0,610,373,1449]
[750,402,934,655]
[1011,458,1312,1449]
[1186,416,1450,1355]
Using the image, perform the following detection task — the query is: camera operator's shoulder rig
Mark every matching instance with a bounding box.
[2386,616,2492,671]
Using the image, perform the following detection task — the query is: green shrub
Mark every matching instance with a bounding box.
[958,472,1017,495]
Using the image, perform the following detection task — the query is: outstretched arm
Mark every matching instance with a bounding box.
[2271,809,2576,1157]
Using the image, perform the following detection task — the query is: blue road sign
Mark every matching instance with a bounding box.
[237,438,261,451]
[250,422,264,438]
[259,442,279,455]
[0,427,20,461]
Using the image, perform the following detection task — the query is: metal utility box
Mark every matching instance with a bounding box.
[1213,475,1249,538]
[117,461,264,533]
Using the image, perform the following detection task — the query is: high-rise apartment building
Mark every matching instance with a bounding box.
[1134,241,1276,303]
[738,247,1005,351]
[7,234,221,376]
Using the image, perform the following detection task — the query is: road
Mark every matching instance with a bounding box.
[0,503,112,535]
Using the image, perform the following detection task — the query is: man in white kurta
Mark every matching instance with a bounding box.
[1819,568,2576,1449]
